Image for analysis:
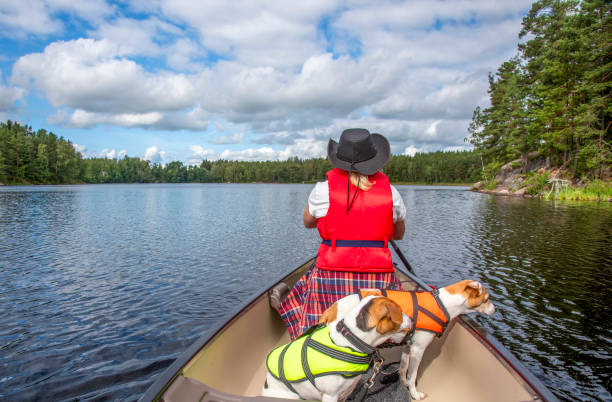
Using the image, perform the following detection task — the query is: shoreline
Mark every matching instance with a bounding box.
[470,183,612,202]
[0,181,472,187]
[470,159,612,202]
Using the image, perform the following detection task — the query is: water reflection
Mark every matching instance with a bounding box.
[0,185,610,401]
[462,196,612,401]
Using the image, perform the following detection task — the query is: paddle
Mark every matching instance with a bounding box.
[390,239,434,292]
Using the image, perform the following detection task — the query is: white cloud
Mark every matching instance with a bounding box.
[98,148,127,159]
[65,109,164,128]
[143,146,168,164]
[404,145,418,157]
[2,0,535,160]
[0,82,24,111]
[11,38,201,114]
[156,1,336,68]
[0,0,113,38]
[90,17,179,57]
[89,17,206,72]
[216,136,327,162]
[165,38,207,72]
[188,145,217,164]
[211,133,244,145]
[72,143,87,153]
[285,138,327,160]
[219,147,280,161]
[425,120,440,136]
[0,0,63,37]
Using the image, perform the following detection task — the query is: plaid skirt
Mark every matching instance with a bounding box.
[278,265,404,340]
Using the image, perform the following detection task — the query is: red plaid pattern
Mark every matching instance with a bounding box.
[278,266,404,340]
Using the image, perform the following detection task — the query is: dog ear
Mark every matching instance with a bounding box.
[465,281,482,297]
[319,302,338,324]
[369,298,403,335]
[465,281,490,308]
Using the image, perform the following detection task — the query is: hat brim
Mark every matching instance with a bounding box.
[327,133,390,176]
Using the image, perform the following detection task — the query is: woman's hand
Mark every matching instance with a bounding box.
[303,205,317,228]
[393,220,405,240]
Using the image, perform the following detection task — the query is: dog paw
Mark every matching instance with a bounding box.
[409,388,427,400]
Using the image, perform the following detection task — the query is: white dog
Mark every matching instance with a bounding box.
[262,295,412,402]
[325,280,496,400]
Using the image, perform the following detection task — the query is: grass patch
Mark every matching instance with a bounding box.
[555,180,612,201]
[486,179,498,190]
[524,172,550,195]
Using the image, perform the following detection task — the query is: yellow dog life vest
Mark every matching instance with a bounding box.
[266,325,371,392]
[359,289,449,334]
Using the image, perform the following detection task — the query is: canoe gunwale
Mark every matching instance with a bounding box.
[138,258,315,402]
[456,314,558,402]
[139,256,559,402]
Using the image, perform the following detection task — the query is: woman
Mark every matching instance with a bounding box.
[279,128,406,340]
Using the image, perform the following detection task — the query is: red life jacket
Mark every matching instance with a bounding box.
[359,289,450,334]
[316,168,395,273]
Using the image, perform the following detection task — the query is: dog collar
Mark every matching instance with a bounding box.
[335,319,378,355]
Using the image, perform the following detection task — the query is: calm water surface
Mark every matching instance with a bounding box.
[0,184,610,401]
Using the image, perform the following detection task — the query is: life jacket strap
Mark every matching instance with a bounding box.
[301,335,317,387]
[277,342,298,395]
[321,239,386,248]
[431,288,451,337]
[306,337,372,365]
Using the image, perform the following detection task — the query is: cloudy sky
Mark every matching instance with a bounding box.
[0,0,533,164]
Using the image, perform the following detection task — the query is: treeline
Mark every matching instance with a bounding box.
[385,151,482,183]
[79,153,480,184]
[467,0,611,179]
[0,120,81,184]
[0,120,482,185]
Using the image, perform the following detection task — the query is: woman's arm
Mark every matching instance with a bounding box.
[393,220,405,240]
[303,205,318,228]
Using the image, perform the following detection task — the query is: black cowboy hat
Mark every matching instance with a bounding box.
[327,128,390,176]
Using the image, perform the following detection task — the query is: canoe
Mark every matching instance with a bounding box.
[139,257,558,401]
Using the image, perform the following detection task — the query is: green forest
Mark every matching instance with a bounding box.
[467,0,611,180]
[0,120,482,185]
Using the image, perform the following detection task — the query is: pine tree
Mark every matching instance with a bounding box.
[573,0,612,177]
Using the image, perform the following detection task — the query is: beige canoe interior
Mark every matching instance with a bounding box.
[159,263,539,401]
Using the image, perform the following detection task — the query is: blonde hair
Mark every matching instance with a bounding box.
[350,172,376,191]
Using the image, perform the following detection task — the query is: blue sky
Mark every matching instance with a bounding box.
[0,0,534,165]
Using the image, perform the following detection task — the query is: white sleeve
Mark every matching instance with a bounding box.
[308,181,330,218]
[391,185,406,223]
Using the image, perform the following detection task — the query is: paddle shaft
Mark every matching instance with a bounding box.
[390,240,433,292]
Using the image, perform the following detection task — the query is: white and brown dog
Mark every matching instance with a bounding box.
[324,280,496,400]
[262,295,412,402]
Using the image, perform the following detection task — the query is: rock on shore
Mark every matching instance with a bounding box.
[470,154,545,198]
[470,155,610,200]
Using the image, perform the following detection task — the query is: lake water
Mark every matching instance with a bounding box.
[0,183,610,401]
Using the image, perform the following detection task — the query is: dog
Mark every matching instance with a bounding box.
[324,280,496,400]
[262,295,412,402]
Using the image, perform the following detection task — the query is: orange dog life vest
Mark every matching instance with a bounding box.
[359,289,450,335]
